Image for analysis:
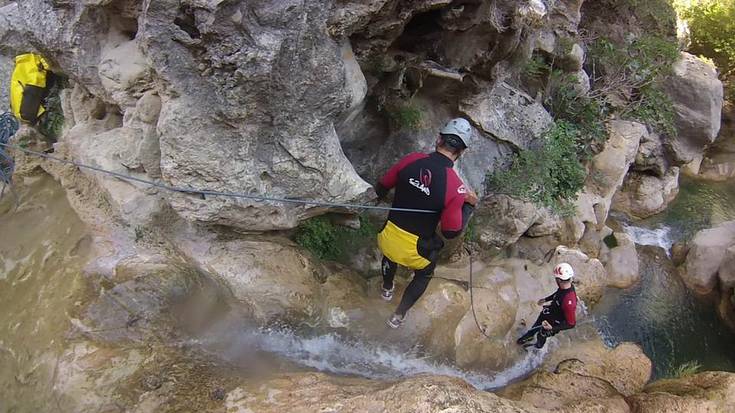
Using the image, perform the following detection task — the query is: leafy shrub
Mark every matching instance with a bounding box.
[386,102,422,130]
[522,55,549,79]
[294,214,378,262]
[678,0,735,76]
[486,121,587,214]
[38,82,65,140]
[587,35,679,136]
[546,70,608,157]
[623,84,677,137]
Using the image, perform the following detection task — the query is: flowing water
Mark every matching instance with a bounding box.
[0,174,92,411]
[596,176,735,378]
[0,174,550,411]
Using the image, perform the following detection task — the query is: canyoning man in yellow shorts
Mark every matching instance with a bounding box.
[375,118,478,328]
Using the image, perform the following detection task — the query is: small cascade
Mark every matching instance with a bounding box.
[195,324,550,391]
[622,223,675,253]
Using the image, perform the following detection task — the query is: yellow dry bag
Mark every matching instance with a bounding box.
[10,53,51,125]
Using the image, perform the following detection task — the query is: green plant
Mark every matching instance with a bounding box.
[486,121,587,214]
[294,214,378,262]
[623,84,677,137]
[668,360,702,378]
[545,70,608,157]
[386,102,423,130]
[38,77,67,141]
[678,0,735,76]
[523,55,549,79]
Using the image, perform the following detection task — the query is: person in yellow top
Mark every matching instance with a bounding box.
[10,53,53,125]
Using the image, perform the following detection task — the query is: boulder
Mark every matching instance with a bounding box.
[3,0,374,231]
[633,131,668,177]
[560,43,585,71]
[474,194,540,250]
[573,121,645,233]
[586,120,645,200]
[628,372,735,413]
[663,52,724,163]
[174,231,327,324]
[460,81,553,150]
[228,373,533,413]
[611,167,680,219]
[600,232,640,289]
[543,340,652,397]
[682,221,735,295]
[718,245,735,290]
[699,101,735,181]
[500,340,651,412]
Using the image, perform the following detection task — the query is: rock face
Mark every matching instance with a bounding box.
[682,221,735,295]
[663,52,724,163]
[612,167,680,219]
[2,0,373,231]
[628,371,735,413]
[699,101,735,181]
[681,221,735,331]
[228,374,532,413]
[600,231,641,289]
[500,340,652,412]
[460,82,553,151]
[577,120,644,230]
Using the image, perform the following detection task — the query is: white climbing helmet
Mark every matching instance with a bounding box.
[553,263,574,281]
[440,117,472,149]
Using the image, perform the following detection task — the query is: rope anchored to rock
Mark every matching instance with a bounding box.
[0,137,438,214]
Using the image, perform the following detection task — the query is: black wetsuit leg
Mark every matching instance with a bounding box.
[382,256,398,290]
[395,260,437,316]
[517,314,545,344]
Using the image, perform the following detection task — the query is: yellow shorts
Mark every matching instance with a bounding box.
[377,221,431,270]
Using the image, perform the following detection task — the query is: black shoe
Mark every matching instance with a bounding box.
[516,336,533,345]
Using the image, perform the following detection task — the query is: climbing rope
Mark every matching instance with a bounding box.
[466,245,497,341]
[0,112,20,201]
[0,140,438,214]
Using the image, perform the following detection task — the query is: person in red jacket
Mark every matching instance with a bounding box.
[516,263,578,349]
[375,118,478,329]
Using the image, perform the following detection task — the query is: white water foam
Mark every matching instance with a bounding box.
[203,326,550,390]
[622,223,674,253]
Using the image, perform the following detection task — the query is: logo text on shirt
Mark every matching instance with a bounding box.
[409,178,431,196]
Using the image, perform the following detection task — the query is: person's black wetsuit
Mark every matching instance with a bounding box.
[376,151,474,316]
[517,285,578,348]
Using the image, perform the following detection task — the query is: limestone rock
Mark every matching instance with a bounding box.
[460,82,553,150]
[718,245,735,290]
[699,101,735,181]
[0,52,11,109]
[600,232,640,289]
[560,43,585,71]
[544,340,652,397]
[682,221,735,295]
[475,194,540,250]
[633,131,667,177]
[586,120,645,200]
[3,0,374,231]
[612,167,680,219]
[230,373,533,413]
[454,287,516,370]
[663,52,724,163]
[175,232,326,323]
[628,372,735,413]
[501,340,651,411]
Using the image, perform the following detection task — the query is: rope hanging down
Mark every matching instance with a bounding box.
[0,113,20,200]
[0,141,438,214]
